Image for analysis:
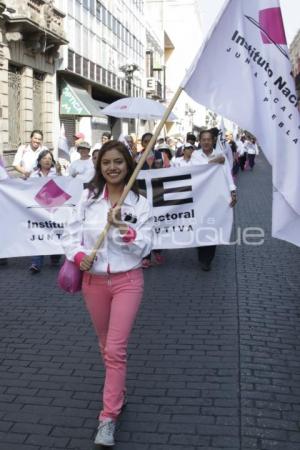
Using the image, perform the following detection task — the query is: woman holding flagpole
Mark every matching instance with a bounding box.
[61,140,153,446]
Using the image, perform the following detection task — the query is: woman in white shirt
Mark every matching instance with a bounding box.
[29,150,61,273]
[62,140,153,447]
[13,130,48,179]
[171,142,195,167]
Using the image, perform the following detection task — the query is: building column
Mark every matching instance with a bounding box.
[20,66,33,143]
[43,73,54,149]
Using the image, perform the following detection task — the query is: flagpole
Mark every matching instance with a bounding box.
[89,86,183,260]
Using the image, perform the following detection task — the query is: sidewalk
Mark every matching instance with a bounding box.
[0,155,299,450]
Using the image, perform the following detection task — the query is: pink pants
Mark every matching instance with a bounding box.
[82,268,144,421]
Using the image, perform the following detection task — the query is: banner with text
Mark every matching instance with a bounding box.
[0,166,233,257]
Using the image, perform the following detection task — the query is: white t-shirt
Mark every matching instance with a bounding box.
[69,146,81,163]
[30,167,57,178]
[246,142,259,155]
[68,159,95,183]
[13,144,48,173]
[171,156,193,167]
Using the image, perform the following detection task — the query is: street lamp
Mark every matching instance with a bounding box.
[119,63,139,97]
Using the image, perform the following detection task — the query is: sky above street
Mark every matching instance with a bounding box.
[200,0,299,45]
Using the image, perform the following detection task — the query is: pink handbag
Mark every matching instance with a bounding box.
[57,258,83,294]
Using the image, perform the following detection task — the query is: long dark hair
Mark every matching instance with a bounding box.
[86,140,139,199]
[36,150,55,169]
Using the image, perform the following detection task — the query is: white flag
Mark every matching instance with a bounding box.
[181,0,300,247]
[58,123,70,161]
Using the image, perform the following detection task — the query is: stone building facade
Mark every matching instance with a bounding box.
[0,0,67,167]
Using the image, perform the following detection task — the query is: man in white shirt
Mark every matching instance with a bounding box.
[13,130,48,178]
[68,141,95,184]
[91,131,112,152]
[236,135,248,171]
[69,132,85,163]
[192,129,237,271]
[246,137,259,170]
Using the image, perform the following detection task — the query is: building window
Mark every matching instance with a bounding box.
[68,49,74,71]
[8,65,21,149]
[75,53,82,74]
[90,61,95,80]
[96,0,101,20]
[107,10,112,30]
[83,0,89,10]
[107,71,112,87]
[113,17,117,35]
[83,58,89,77]
[89,0,95,15]
[96,65,101,82]
[102,68,107,85]
[102,5,107,26]
[112,73,116,90]
[116,20,121,38]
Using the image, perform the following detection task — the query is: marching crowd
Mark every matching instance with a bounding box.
[0,125,259,446]
[2,126,258,273]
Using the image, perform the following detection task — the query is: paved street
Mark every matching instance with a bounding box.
[0,155,300,450]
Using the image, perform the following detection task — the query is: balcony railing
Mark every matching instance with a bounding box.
[3,0,67,47]
[67,49,144,97]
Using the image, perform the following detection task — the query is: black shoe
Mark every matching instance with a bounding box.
[29,264,41,274]
[50,256,61,266]
[201,262,211,272]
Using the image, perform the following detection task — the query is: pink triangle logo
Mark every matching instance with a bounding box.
[34,179,71,207]
[259,7,287,45]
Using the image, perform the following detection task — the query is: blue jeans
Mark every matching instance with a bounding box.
[31,255,44,269]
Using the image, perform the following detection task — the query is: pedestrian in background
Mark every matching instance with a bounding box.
[13,130,47,179]
[92,131,112,152]
[68,141,95,184]
[92,148,100,168]
[29,150,62,273]
[225,130,239,179]
[136,133,165,267]
[238,134,248,171]
[176,132,197,157]
[69,132,85,163]
[247,137,259,170]
[62,140,152,447]
[193,129,237,271]
[171,142,195,167]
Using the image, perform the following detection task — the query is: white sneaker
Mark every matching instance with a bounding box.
[94,419,116,446]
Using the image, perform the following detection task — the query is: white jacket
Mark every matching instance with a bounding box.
[62,188,153,274]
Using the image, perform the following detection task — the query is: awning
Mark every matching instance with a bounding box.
[60,81,106,117]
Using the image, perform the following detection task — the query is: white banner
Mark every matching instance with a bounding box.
[181,0,300,247]
[0,177,83,258]
[138,165,233,249]
[0,166,233,257]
